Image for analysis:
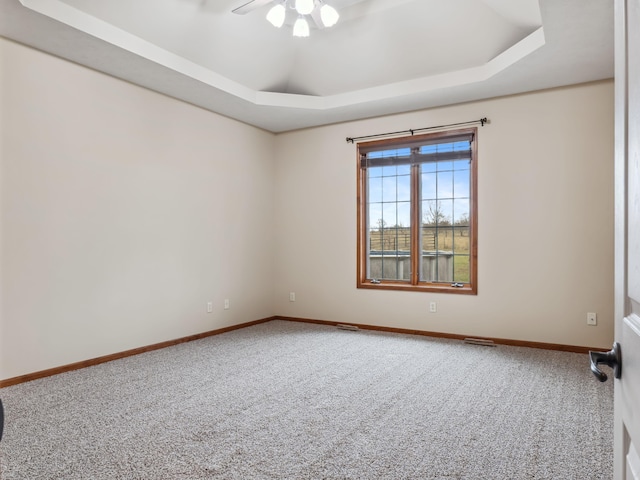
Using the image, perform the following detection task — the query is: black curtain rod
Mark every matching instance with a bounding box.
[345,117,488,144]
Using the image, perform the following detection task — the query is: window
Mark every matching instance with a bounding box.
[357,128,477,294]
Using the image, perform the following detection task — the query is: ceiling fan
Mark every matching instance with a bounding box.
[232,0,277,15]
[232,0,340,37]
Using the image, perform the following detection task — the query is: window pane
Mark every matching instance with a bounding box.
[382,177,397,202]
[397,174,410,202]
[453,141,471,151]
[368,166,384,178]
[397,201,411,229]
[382,203,398,226]
[422,162,437,173]
[437,171,454,198]
[453,199,469,225]
[368,147,411,160]
[421,227,437,252]
[368,222,382,252]
[371,227,411,281]
[422,200,434,226]
[438,199,453,226]
[436,253,454,282]
[453,227,470,254]
[421,250,454,283]
[368,203,383,232]
[376,252,410,281]
[423,199,453,226]
[380,227,399,251]
[397,222,411,251]
[368,176,383,203]
[381,165,397,177]
[437,160,454,172]
[397,164,411,175]
[375,173,410,203]
[452,159,470,171]
[422,173,437,199]
[453,255,470,283]
[435,227,454,251]
[454,169,470,198]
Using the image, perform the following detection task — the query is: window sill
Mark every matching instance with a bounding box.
[357,281,477,295]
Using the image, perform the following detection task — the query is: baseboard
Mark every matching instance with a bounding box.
[1,314,605,388]
[276,316,605,354]
[0,316,276,388]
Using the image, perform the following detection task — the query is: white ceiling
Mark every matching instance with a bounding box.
[0,0,613,132]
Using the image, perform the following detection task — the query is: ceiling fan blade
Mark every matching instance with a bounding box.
[309,7,325,29]
[232,0,274,15]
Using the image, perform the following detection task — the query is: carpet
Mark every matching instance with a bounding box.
[0,320,613,479]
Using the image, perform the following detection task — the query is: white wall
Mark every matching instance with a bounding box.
[0,36,615,382]
[273,81,615,349]
[0,38,276,380]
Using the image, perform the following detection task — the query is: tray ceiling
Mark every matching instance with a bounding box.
[0,0,613,132]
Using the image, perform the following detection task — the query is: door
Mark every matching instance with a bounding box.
[615,0,640,478]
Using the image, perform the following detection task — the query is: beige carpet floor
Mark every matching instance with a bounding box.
[0,320,613,479]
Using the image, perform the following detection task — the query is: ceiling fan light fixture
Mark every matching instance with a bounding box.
[266,3,286,28]
[258,0,339,37]
[293,16,310,37]
[320,4,339,27]
[294,0,314,15]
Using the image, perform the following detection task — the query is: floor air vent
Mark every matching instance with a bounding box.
[463,338,496,347]
[336,324,360,331]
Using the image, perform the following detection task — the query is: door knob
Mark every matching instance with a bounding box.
[589,342,621,382]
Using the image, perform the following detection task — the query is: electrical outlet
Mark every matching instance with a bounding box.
[207,302,213,313]
[429,302,437,313]
[289,292,296,302]
[224,299,230,310]
[587,312,597,326]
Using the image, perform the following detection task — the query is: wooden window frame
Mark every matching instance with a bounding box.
[356,128,478,295]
